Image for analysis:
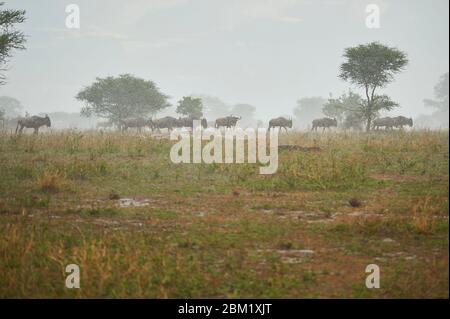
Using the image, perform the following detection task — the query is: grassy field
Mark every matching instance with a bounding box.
[0,129,448,298]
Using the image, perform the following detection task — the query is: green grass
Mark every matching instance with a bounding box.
[0,130,448,298]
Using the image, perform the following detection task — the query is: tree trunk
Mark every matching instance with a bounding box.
[366,116,372,132]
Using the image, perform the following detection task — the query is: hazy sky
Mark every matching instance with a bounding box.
[1,0,449,120]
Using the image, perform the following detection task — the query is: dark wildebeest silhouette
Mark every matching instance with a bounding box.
[175,117,207,129]
[16,115,51,134]
[269,117,292,131]
[215,115,241,129]
[152,116,178,132]
[311,118,337,132]
[392,116,413,129]
[372,117,395,130]
[373,116,413,130]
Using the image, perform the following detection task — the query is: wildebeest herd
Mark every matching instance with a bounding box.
[372,116,413,130]
[12,114,414,134]
[120,116,208,132]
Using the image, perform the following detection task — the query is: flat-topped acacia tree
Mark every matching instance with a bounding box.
[77,74,170,125]
[339,42,408,131]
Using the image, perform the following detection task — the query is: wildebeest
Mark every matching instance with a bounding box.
[269,117,292,131]
[392,116,413,129]
[311,118,337,132]
[120,117,152,132]
[372,117,395,130]
[215,115,241,129]
[373,116,413,130]
[175,117,208,129]
[152,116,178,132]
[16,115,51,134]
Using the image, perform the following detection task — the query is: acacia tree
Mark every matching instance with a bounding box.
[339,42,408,131]
[0,2,26,85]
[176,96,203,119]
[77,74,170,124]
[323,91,364,128]
[323,90,398,130]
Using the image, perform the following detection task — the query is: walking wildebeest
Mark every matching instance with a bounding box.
[269,117,293,131]
[120,117,153,132]
[175,117,208,129]
[311,118,337,132]
[372,117,395,130]
[152,116,178,132]
[392,116,413,129]
[215,115,241,129]
[16,115,51,134]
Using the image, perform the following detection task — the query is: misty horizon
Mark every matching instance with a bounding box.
[0,0,449,122]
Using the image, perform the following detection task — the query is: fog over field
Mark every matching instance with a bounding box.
[1,0,448,126]
[0,1,449,300]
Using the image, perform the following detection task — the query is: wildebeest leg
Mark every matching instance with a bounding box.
[34,127,39,134]
[15,123,20,134]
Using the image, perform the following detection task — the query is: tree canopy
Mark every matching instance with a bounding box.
[0,95,22,118]
[293,97,326,129]
[230,103,256,127]
[339,42,408,131]
[77,74,170,124]
[176,96,203,119]
[191,94,230,119]
[324,90,398,130]
[424,72,449,112]
[421,72,449,128]
[323,91,363,128]
[0,2,26,85]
